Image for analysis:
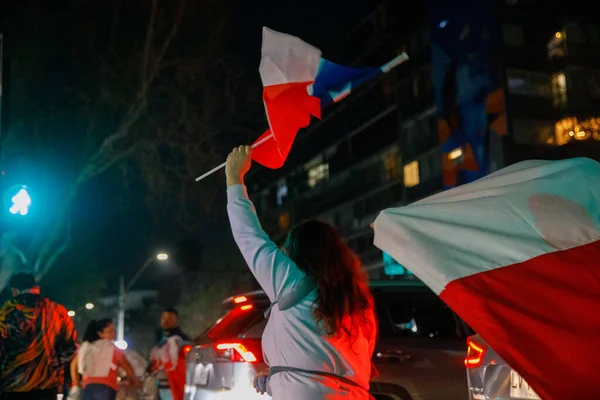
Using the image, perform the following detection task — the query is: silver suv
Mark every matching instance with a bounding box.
[185,281,471,400]
[466,334,541,400]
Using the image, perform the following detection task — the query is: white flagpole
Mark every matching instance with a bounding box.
[194,133,274,182]
[195,52,409,182]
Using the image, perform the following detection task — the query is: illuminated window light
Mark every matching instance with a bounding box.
[403,161,420,188]
[448,148,463,160]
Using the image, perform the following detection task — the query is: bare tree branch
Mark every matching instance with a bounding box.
[147,0,188,86]
[1,0,247,292]
[82,0,188,184]
[34,217,72,281]
[141,0,159,87]
[87,141,143,181]
[30,0,191,283]
[32,186,77,279]
[80,100,147,183]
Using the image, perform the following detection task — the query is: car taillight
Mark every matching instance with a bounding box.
[215,342,258,363]
[183,344,192,354]
[465,337,486,368]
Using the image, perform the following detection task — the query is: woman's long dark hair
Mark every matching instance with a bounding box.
[83,319,113,343]
[284,220,376,341]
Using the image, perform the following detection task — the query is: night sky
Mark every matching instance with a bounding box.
[9,0,379,302]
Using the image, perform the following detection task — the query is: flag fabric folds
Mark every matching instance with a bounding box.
[372,157,600,400]
[251,27,388,169]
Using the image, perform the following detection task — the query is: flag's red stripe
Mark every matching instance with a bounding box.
[441,240,600,400]
[252,82,321,169]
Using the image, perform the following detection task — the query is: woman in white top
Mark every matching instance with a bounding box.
[69,319,140,400]
[226,146,377,400]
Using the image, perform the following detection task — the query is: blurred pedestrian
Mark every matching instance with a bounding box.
[0,272,78,400]
[226,146,378,399]
[69,319,140,400]
[149,308,190,400]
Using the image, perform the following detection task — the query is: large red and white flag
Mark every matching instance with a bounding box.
[373,157,600,400]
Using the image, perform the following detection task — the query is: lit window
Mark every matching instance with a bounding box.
[403,161,420,188]
[382,151,400,181]
[307,163,329,188]
[551,72,567,107]
[555,117,599,145]
[448,147,463,160]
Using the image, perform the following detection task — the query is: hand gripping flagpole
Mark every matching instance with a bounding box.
[194,133,274,182]
[195,52,409,182]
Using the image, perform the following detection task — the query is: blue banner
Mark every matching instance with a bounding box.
[428,0,506,188]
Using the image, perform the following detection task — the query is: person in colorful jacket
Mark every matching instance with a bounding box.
[0,272,78,400]
[149,308,190,400]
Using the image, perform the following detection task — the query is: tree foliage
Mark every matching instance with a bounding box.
[0,0,257,290]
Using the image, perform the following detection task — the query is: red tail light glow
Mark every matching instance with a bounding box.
[215,342,258,363]
[183,345,192,354]
[465,338,486,368]
[240,304,253,311]
[233,296,248,304]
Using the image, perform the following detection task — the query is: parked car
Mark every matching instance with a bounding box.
[465,334,541,400]
[185,281,471,400]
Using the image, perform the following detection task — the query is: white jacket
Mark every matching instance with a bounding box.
[78,340,117,377]
[227,185,376,399]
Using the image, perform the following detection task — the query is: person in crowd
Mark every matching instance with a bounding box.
[0,272,78,400]
[149,308,190,400]
[225,146,378,399]
[69,319,140,400]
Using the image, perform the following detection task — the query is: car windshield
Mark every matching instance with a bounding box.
[375,289,471,339]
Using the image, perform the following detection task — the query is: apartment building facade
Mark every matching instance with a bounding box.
[246,0,600,279]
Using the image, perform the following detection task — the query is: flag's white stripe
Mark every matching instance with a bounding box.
[259,27,322,87]
[373,158,600,295]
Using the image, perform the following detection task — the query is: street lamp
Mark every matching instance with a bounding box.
[85,303,94,310]
[68,310,76,317]
[116,252,169,342]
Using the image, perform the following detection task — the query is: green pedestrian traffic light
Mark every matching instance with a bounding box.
[6,186,31,216]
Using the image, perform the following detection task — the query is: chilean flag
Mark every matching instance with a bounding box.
[373,157,600,400]
[251,27,402,169]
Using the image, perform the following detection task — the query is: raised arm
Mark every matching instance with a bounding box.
[225,146,304,301]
